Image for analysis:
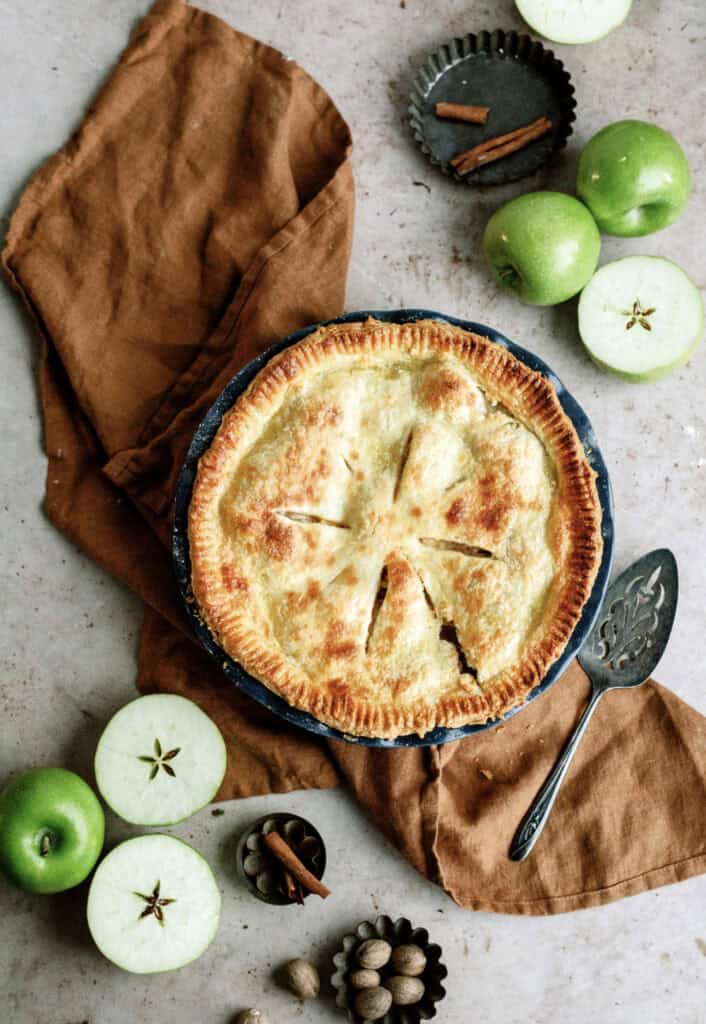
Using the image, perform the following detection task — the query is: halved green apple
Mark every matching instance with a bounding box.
[87,834,221,973]
[515,0,633,44]
[578,256,704,381]
[95,694,227,826]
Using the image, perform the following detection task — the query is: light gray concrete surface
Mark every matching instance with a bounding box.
[1,2,705,1022]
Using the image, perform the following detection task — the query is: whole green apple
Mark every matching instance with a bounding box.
[0,768,105,894]
[577,120,691,237]
[483,191,601,306]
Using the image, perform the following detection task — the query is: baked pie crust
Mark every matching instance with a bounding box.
[189,319,603,738]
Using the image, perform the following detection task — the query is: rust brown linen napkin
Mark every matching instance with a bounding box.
[4,0,706,915]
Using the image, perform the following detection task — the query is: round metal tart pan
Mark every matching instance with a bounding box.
[172,309,615,748]
[236,812,326,906]
[409,29,576,186]
[331,914,447,1023]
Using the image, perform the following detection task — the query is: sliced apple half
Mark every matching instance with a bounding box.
[578,256,704,381]
[515,0,633,45]
[95,694,227,826]
[87,834,221,973]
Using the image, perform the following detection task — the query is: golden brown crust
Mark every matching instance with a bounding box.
[188,319,603,737]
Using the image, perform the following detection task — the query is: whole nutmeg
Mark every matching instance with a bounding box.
[349,968,381,989]
[356,938,392,970]
[234,1012,269,1024]
[284,958,320,999]
[390,943,427,977]
[354,986,393,1021]
[385,975,425,1006]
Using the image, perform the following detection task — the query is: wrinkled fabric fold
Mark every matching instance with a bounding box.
[4,0,706,916]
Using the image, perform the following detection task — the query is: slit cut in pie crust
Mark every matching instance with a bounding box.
[188,319,603,738]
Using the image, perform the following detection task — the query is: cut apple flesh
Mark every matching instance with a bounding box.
[95,694,227,826]
[515,0,633,45]
[87,834,221,973]
[578,256,704,381]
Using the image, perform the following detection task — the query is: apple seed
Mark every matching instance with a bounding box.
[134,879,176,926]
[621,299,655,332]
[137,738,181,781]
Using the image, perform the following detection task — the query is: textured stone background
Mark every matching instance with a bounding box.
[1,1,704,1022]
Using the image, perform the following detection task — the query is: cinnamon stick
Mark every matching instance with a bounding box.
[283,868,303,904]
[264,831,331,899]
[451,116,553,175]
[451,116,550,167]
[435,101,490,125]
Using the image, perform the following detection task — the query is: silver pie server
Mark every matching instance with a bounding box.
[509,548,678,862]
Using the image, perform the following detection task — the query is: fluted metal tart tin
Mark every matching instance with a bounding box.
[409,29,576,185]
[236,812,326,906]
[173,308,614,748]
[331,915,447,1023]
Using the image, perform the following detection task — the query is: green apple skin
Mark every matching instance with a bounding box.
[0,768,105,894]
[585,348,701,383]
[483,191,601,306]
[577,120,691,237]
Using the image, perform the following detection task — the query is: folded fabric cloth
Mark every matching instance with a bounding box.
[4,0,706,915]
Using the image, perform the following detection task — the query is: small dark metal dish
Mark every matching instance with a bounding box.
[236,812,326,906]
[409,28,576,185]
[331,914,447,1023]
[172,308,614,748]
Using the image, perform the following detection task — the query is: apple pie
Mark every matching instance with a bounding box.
[189,319,603,738]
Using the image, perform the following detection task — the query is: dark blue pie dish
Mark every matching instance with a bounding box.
[172,309,614,748]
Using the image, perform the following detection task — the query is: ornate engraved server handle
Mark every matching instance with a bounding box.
[509,683,606,862]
